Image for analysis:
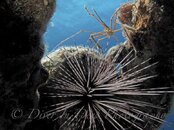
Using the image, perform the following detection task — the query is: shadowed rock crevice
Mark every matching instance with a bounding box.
[0,0,55,130]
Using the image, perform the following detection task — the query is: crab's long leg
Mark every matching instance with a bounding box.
[97,36,108,44]
[113,28,123,33]
[122,24,138,53]
[84,5,110,31]
[105,28,122,43]
[89,36,102,51]
[89,34,106,51]
[50,30,88,53]
[90,31,106,38]
[110,8,120,30]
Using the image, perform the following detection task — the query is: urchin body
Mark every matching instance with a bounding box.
[40,47,173,130]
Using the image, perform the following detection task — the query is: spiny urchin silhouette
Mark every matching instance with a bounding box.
[41,47,174,130]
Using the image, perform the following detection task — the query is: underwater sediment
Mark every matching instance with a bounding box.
[0,0,174,130]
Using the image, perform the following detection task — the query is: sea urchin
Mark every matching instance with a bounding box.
[40,47,173,130]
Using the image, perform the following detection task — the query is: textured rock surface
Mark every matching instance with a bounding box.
[106,0,174,129]
[0,0,55,130]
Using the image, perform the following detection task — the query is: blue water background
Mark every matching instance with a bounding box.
[44,0,174,129]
